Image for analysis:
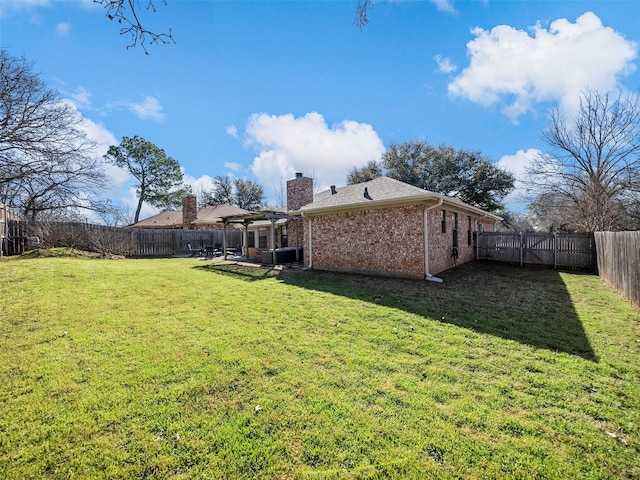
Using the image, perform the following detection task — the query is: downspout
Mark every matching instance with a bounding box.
[424,199,444,283]
[307,217,313,268]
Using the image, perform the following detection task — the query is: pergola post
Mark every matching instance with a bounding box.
[222,220,228,259]
[270,216,277,264]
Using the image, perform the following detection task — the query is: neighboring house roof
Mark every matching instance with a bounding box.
[192,204,250,225]
[130,204,251,228]
[130,210,184,228]
[297,176,502,221]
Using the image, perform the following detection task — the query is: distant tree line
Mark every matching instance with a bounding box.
[348,88,640,233]
[199,176,265,212]
[347,141,515,214]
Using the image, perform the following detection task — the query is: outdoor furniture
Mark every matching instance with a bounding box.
[187,243,204,257]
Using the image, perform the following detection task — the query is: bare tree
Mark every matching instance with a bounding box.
[527,89,640,231]
[94,0,175,54]
[93,0,371,53]
[0,51,108,220]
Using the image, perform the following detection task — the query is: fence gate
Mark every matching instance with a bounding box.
[476,232,597,271]
[3,220,29,256]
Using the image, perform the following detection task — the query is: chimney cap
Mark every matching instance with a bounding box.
[295,172,303,178]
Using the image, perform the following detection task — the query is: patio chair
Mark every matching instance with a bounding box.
[187,243,203,257]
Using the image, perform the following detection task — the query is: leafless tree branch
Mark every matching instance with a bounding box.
[94,0,175,54]
[526,88,640,231]
[354,0,373,30]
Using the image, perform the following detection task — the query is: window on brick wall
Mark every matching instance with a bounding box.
[258,228,267,248]
[441,209,447,233]
[247,231,255,248]
[467,216,472,245]
[452,212,458,248]
[280,225,288,247]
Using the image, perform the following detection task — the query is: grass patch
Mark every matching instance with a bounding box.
[1,257,638,479]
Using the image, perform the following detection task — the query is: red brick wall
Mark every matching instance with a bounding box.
[182,195,197,229]
[287,175,313,211]
[303,203,497,278]
[305,205,426,279]
[427,208,496,274]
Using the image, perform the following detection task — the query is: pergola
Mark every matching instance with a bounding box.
[219,210,302,264]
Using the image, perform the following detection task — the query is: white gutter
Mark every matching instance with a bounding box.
[424,199,444,283]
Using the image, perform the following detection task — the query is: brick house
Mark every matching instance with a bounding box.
[293,175,500,279]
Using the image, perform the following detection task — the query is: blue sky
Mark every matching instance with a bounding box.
[2,0,639,219]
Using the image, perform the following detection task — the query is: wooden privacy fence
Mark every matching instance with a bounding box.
[594,231,640,310]
[2,221,242,257]
[476,232,597,271]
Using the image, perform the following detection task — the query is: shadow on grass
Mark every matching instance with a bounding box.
[195,261,598,362]
[196,262,282,281]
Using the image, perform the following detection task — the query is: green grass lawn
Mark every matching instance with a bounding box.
[1,252,638,479]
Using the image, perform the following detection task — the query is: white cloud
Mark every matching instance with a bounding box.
[226,125,238,138]
[244,112,385,192]
[434,55,457,74]
[127,96,165,123]
[183,173,215,198]
[75,113,132,196]
[448,12,638,121]
[56,21,70,35]
[497,148,541,210]
[78,0,102,11]
[0,0,49,16]
[66,87,92,110]
[224,162,241,172]
[431,0,455,14]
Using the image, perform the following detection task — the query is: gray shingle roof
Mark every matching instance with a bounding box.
[299,176,435,212]
[297,176,502,221]
[130,210,184,228]
[130,204,250,228]
[192,204,250,224]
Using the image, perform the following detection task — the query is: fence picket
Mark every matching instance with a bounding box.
[476,232,597,271]
[1,221,242,257]
[594,232,640,310]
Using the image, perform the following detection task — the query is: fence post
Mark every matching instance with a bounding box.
[553,233,557,269]
[519,232,523,267]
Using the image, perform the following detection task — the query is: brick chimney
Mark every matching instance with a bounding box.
[286,172,313,211]
[182,195,197,229]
